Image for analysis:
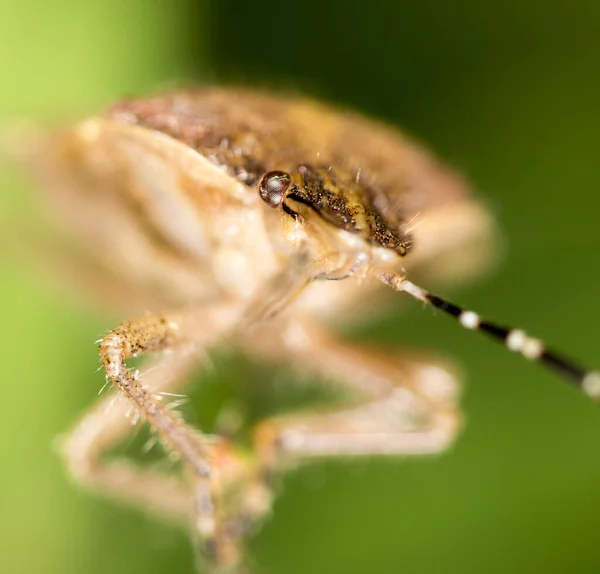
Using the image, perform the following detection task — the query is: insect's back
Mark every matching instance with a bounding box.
[107,87,472,214]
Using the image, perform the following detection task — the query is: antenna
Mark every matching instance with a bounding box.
[377,271,600,400]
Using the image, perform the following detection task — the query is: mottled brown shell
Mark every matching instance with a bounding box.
[106,87,471,256]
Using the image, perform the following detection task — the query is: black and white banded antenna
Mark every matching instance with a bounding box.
[377,271,600,399]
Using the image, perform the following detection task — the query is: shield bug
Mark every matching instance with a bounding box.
[20,87,599,571]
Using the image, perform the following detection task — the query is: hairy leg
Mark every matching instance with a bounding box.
[59,349,201,522]
[60,303,256,570]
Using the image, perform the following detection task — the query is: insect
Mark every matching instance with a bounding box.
[22,87,599,572]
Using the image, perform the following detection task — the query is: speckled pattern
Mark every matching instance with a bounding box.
[107,87,471,256]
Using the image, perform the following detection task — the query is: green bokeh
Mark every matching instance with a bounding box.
[3,2,600,573]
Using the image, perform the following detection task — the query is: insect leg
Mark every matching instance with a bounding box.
[224,322,462,538]
[61,304,252,569]
[58,349,201,523]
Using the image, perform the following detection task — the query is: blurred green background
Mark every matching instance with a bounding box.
[2,1,600,573]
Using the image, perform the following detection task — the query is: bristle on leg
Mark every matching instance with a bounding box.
[377,271,600,399]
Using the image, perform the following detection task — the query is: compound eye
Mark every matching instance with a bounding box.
[259,171,291,208]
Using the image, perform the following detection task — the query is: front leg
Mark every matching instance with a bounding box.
[64,303,254,570]
[99,312,216,478]
[60,349,202,522]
